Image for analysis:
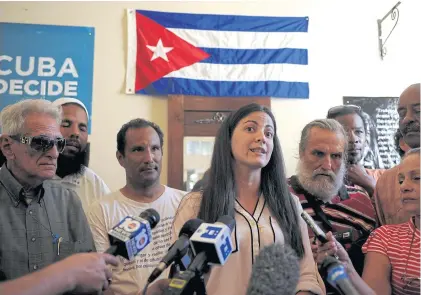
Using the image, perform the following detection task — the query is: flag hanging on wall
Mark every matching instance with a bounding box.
[126,9,309,98]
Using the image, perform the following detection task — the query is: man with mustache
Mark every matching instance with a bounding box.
[374,83,420,225]
[50,98,110,212]
[287,119,376,290]
[87,119,186,295]
[326,105,385,197]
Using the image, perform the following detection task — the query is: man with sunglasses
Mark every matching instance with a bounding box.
[50,97,111,212]
[0,99,96,282]
[374,83,420,225]
[327,104,385,197]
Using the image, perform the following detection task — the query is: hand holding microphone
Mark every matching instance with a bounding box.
[316,232,360,295]
[0,253,119,295]
[316,232,353,272]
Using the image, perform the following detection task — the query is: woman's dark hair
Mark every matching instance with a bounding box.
[191,169,210,192]
[197,103,305,258]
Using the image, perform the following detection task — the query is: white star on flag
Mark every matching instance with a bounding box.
[146,39,173,62]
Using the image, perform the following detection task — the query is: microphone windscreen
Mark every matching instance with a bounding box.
[179,218,204,237]
[246,243,300,295]
[140,208,160,228]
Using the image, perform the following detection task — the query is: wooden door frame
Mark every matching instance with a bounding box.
[167,95,271,190]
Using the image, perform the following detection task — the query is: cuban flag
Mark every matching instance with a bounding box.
[126,9,309,98]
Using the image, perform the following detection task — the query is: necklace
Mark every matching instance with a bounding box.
[401,217,420,290]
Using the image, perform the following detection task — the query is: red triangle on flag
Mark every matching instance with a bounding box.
[135,12,210,91]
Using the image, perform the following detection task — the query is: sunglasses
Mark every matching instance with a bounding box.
[10,135,66,153]
[327,104,361,118]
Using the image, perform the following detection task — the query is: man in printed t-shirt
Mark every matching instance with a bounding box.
[87,119,185,295]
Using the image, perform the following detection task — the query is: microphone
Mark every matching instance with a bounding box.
[105,208,160,260]
[300,211,328,243]
[189,215,235,267]
[162,216,235,295]
[246,243,300,295]
[147,218,204,284]
[320,256,360,295]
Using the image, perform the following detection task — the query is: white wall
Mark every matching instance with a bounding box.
[1,0,419,191]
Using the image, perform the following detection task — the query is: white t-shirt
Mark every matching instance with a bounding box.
[50,166,111,212]
[87,186,186,295]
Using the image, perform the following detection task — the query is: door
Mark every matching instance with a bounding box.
[167,96,271,191]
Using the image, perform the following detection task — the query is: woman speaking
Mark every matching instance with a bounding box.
[172,104,325,295]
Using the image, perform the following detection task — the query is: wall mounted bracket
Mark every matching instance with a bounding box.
[377,1,401,60]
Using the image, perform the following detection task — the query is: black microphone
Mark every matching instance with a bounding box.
[246,243,300,295]
[320,256,360,295]
[188,215,235,270]
[105,208,160,260]
[300,211,328,243]
[163,215,235,295]
[147,218,204,284]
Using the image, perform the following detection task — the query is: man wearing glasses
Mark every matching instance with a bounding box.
[0,99,95,282]
[50,97,111,212]
[327,104,385,197]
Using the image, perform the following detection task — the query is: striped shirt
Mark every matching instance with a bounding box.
[362,218,420,295]
[288,175,377,276]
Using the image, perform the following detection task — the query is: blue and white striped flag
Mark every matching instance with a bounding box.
[126,9,309,98]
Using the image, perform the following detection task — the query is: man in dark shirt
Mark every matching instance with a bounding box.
[0,99,95,281]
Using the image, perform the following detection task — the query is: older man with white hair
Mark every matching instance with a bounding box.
[0,99,95,282]
[287,119,376,294]
[50,97,110,212]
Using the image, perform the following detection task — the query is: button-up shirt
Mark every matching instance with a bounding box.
[172,192,326,295]
[0,164,95,280]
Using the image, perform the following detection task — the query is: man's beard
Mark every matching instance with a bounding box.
[56,150,87,178]
[296,159,346,202]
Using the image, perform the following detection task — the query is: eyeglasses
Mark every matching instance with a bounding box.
[327,105,361,118]
[10,135,66,153]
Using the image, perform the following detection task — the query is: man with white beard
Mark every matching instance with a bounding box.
[287,119,376,293]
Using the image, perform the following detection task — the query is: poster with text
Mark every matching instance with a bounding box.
[0,22,95,132]
[343,96,400,169]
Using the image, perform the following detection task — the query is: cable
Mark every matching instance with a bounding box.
[142,281,151,295]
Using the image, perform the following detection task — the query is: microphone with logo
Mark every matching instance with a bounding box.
[163,215,236,295]
[320,256,360,295]
[147,218,204,284]
[246,243,300,295]
[105,208,160,260]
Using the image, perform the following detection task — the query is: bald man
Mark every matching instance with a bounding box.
[374,83,420,225]
[50,98,111,212]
